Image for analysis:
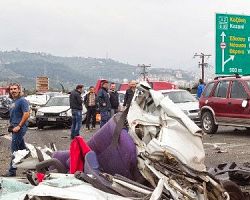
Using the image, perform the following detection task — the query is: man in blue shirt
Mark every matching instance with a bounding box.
[197,79,205,99]
[4,83,30,177]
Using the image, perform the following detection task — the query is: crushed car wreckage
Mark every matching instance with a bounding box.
[1,82,248,200]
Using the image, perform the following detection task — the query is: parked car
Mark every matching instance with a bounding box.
[199,74,250,134]
[162,89,200,125]
[36,95,87,129]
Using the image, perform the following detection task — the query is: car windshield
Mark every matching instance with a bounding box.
[45,96,69,106]
[163,90,197,103]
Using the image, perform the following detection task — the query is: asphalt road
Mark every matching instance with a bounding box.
[1,120,250,177]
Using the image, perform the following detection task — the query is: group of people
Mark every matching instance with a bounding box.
[69,80,137,140]
[3,80,136,177]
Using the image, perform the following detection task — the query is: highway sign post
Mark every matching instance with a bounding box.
[216,13,250,75]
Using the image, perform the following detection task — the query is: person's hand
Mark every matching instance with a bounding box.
[13,126,21,133]
[102,103,106,106]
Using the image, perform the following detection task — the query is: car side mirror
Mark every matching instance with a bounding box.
[242,99,248,108]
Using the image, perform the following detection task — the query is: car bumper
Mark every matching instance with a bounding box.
[188,114,201,126]
[36,116,72,125]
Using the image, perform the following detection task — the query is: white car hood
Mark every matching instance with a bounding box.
[25,95,49,106]
[38,106,70,113]
[176,101,199,111]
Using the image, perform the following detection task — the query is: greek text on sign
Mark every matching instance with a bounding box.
[216,13,250,75]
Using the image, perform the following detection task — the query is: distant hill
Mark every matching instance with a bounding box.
[0,51,138,90]
[0,50,197,91]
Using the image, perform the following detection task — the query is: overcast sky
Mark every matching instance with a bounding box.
[0,0,250,70]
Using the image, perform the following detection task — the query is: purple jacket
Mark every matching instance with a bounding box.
[87,118,141,181]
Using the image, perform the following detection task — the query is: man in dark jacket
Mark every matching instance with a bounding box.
[123,80,136,108]
[70,84,84,139]
[84,86,97,130]
[98,80,111,127]
[109,82,119,117]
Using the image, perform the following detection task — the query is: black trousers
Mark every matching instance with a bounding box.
[86,106,96,128]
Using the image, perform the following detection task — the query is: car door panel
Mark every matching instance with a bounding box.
[228,81,250,125]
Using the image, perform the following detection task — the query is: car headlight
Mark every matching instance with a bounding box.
[183,110,189,115]
[60,110,71,117]
[36,111,44,116]
[59,111,67,116]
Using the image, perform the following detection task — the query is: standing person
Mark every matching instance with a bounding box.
[197,79,205,99]
[109,82,119,117]
[98,80,111,127]
[123,80,137,108]
[4,83,30,177]
[70,84,84,139]
[84,86,97,130]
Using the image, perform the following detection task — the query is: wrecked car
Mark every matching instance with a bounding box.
[0,95,12,119]
[1,82,247,200]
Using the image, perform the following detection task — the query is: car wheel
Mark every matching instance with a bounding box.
[222,180,246,200]
[201,111,218,134]
[37,123,44,130]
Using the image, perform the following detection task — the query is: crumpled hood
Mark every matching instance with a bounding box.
[127,83,205,172]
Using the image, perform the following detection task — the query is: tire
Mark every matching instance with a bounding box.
[37,123,44,129]
[201,111,218,134]
[222,180,246,200]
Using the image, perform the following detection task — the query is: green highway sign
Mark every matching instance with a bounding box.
[216,13,250,75]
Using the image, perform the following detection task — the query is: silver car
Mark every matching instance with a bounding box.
[162,89,200,125]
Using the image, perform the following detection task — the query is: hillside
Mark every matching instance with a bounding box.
[0,51,138,90]
[0,50,198,91]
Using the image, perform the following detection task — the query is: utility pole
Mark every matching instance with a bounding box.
[193,53,211,82]
[138,64,151,81]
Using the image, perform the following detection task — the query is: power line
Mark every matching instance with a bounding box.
[193,53,211,82]
[138,64,151,81]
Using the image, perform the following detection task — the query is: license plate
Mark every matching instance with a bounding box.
[32,110,36,116]
[48,118,56,121]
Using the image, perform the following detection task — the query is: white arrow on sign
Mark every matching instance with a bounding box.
[224,55,235,65]
[220,32,235,72]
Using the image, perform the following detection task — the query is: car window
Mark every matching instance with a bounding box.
[214,81,229,98]
[246,80,250,90]
[203,82,215,97]
[46,97,69,106]
[230,81,248,99]
[163,90,197,103]
[119,93,125,103]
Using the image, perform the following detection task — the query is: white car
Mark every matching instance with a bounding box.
[36,95,87,129]
[162,89,200,125]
